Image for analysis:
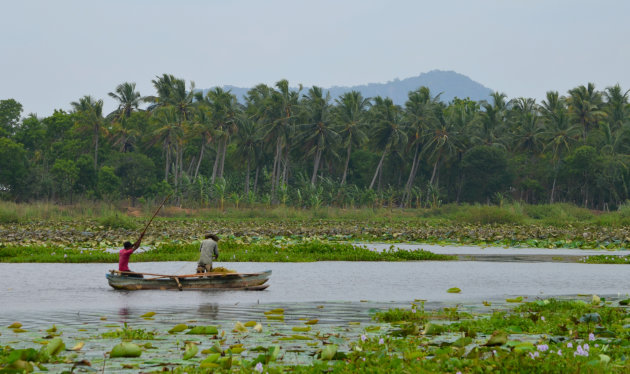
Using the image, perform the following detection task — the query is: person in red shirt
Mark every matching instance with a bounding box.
[119,235,143,278]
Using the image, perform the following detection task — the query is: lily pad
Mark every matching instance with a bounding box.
[320,344,338,361]
[168,324,188,333]
[483,331,508,346]
[183,343,199,360]
[70,341,85,351]
[292,326,311,332]
[423,323,445,336]
[45,337,65,356]
[233,322,247,333]
[447,287,461,294]
[110,342,142,358]
[186,325,219,335]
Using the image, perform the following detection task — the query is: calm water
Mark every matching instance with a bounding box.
[2,259,629,326]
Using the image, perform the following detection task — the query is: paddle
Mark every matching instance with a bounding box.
[132,193,172,248]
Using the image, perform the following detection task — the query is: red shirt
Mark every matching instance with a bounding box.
[118,248,134,271]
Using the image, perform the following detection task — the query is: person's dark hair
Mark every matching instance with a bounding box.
[123,241,133,249]
[205,233,219,241]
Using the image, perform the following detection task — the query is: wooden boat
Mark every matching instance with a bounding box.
[106,270,271,291]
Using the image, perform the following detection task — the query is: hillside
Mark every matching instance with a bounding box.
[205,70,493,105]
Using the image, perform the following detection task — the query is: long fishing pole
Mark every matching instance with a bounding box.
[135,193,172,245]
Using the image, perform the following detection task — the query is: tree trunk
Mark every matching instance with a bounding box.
[369,149,387,190]
[429,155,440,186]
[282,148,289,186]
[402,144,420,206]
[218,136,228,179]
[270,139,281,199]
[550,174,557,204]
[211,142,221,184]
[311,147,322,185]
[187,156,195,177]
[253,166,260,194]
[378,163,383,192]
[179,143,184,180]
[244,157,250,196]
[164,143,171,181]
[194,142,205,179]
[341,143,352,186]
[94,124,99,170]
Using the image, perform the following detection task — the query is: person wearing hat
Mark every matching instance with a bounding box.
[197,233,220,273]
[118,234,144,278]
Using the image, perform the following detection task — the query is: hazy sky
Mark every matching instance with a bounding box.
[1,0,629,116]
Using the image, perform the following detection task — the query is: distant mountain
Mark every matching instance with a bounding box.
[203,70,493,105]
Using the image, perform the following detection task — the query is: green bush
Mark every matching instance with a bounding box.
[0,208,20,224]
[523,203,594,226]
[455,204,524,225]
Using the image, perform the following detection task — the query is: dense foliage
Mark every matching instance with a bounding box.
[2,78,630,209]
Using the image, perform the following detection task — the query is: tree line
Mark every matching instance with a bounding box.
[1,75,629,210]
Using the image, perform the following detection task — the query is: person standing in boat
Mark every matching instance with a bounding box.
[119,235,143,278]
[197,233,220,273]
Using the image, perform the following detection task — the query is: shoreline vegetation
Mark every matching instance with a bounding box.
[1,201,630,264]
[2,297,629,372]
[3,81,630,214]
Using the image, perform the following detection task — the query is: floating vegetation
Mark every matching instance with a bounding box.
[4,213,630,254]
[100,324,156,340]
[109,342,142,358]
[581,254,630,264]
[2,297,630,372]
[0,240,453,263]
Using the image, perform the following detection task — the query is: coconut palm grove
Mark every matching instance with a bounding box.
[1,75,629,210]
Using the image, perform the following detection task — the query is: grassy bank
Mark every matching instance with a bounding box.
[2,297,629,372]
[3,200,630,226]
[0,240,453,263]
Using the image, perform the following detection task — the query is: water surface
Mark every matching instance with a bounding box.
[2,260,629,320]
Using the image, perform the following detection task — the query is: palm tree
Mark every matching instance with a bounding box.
[70,95,104,169]
[151,107,184,182]
[424,98,471,187]
[234,115,262,195]
[108,82,142,120]
[603,84,630,130]
[109,116,141,152]
[368,97,407,190]
[401,87,441,205]
[264,80,301,200]
[334,91,369,186]
[202,88,239,182]
[298,86,340,185]
[244,84,275,195]
[473,92,509,148]
[567,83,607,141]
[540,91,580,203]
[510,97,544,155]
[147,74,195,187]
[189,105,214,179]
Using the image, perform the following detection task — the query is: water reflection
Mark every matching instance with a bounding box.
[197,303,219,319]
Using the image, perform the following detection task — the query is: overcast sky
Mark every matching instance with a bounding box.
[1,0,629,116]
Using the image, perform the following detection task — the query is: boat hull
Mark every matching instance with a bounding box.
[106,270,271,291]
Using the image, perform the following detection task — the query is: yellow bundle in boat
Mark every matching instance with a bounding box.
[211,267,236,273]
